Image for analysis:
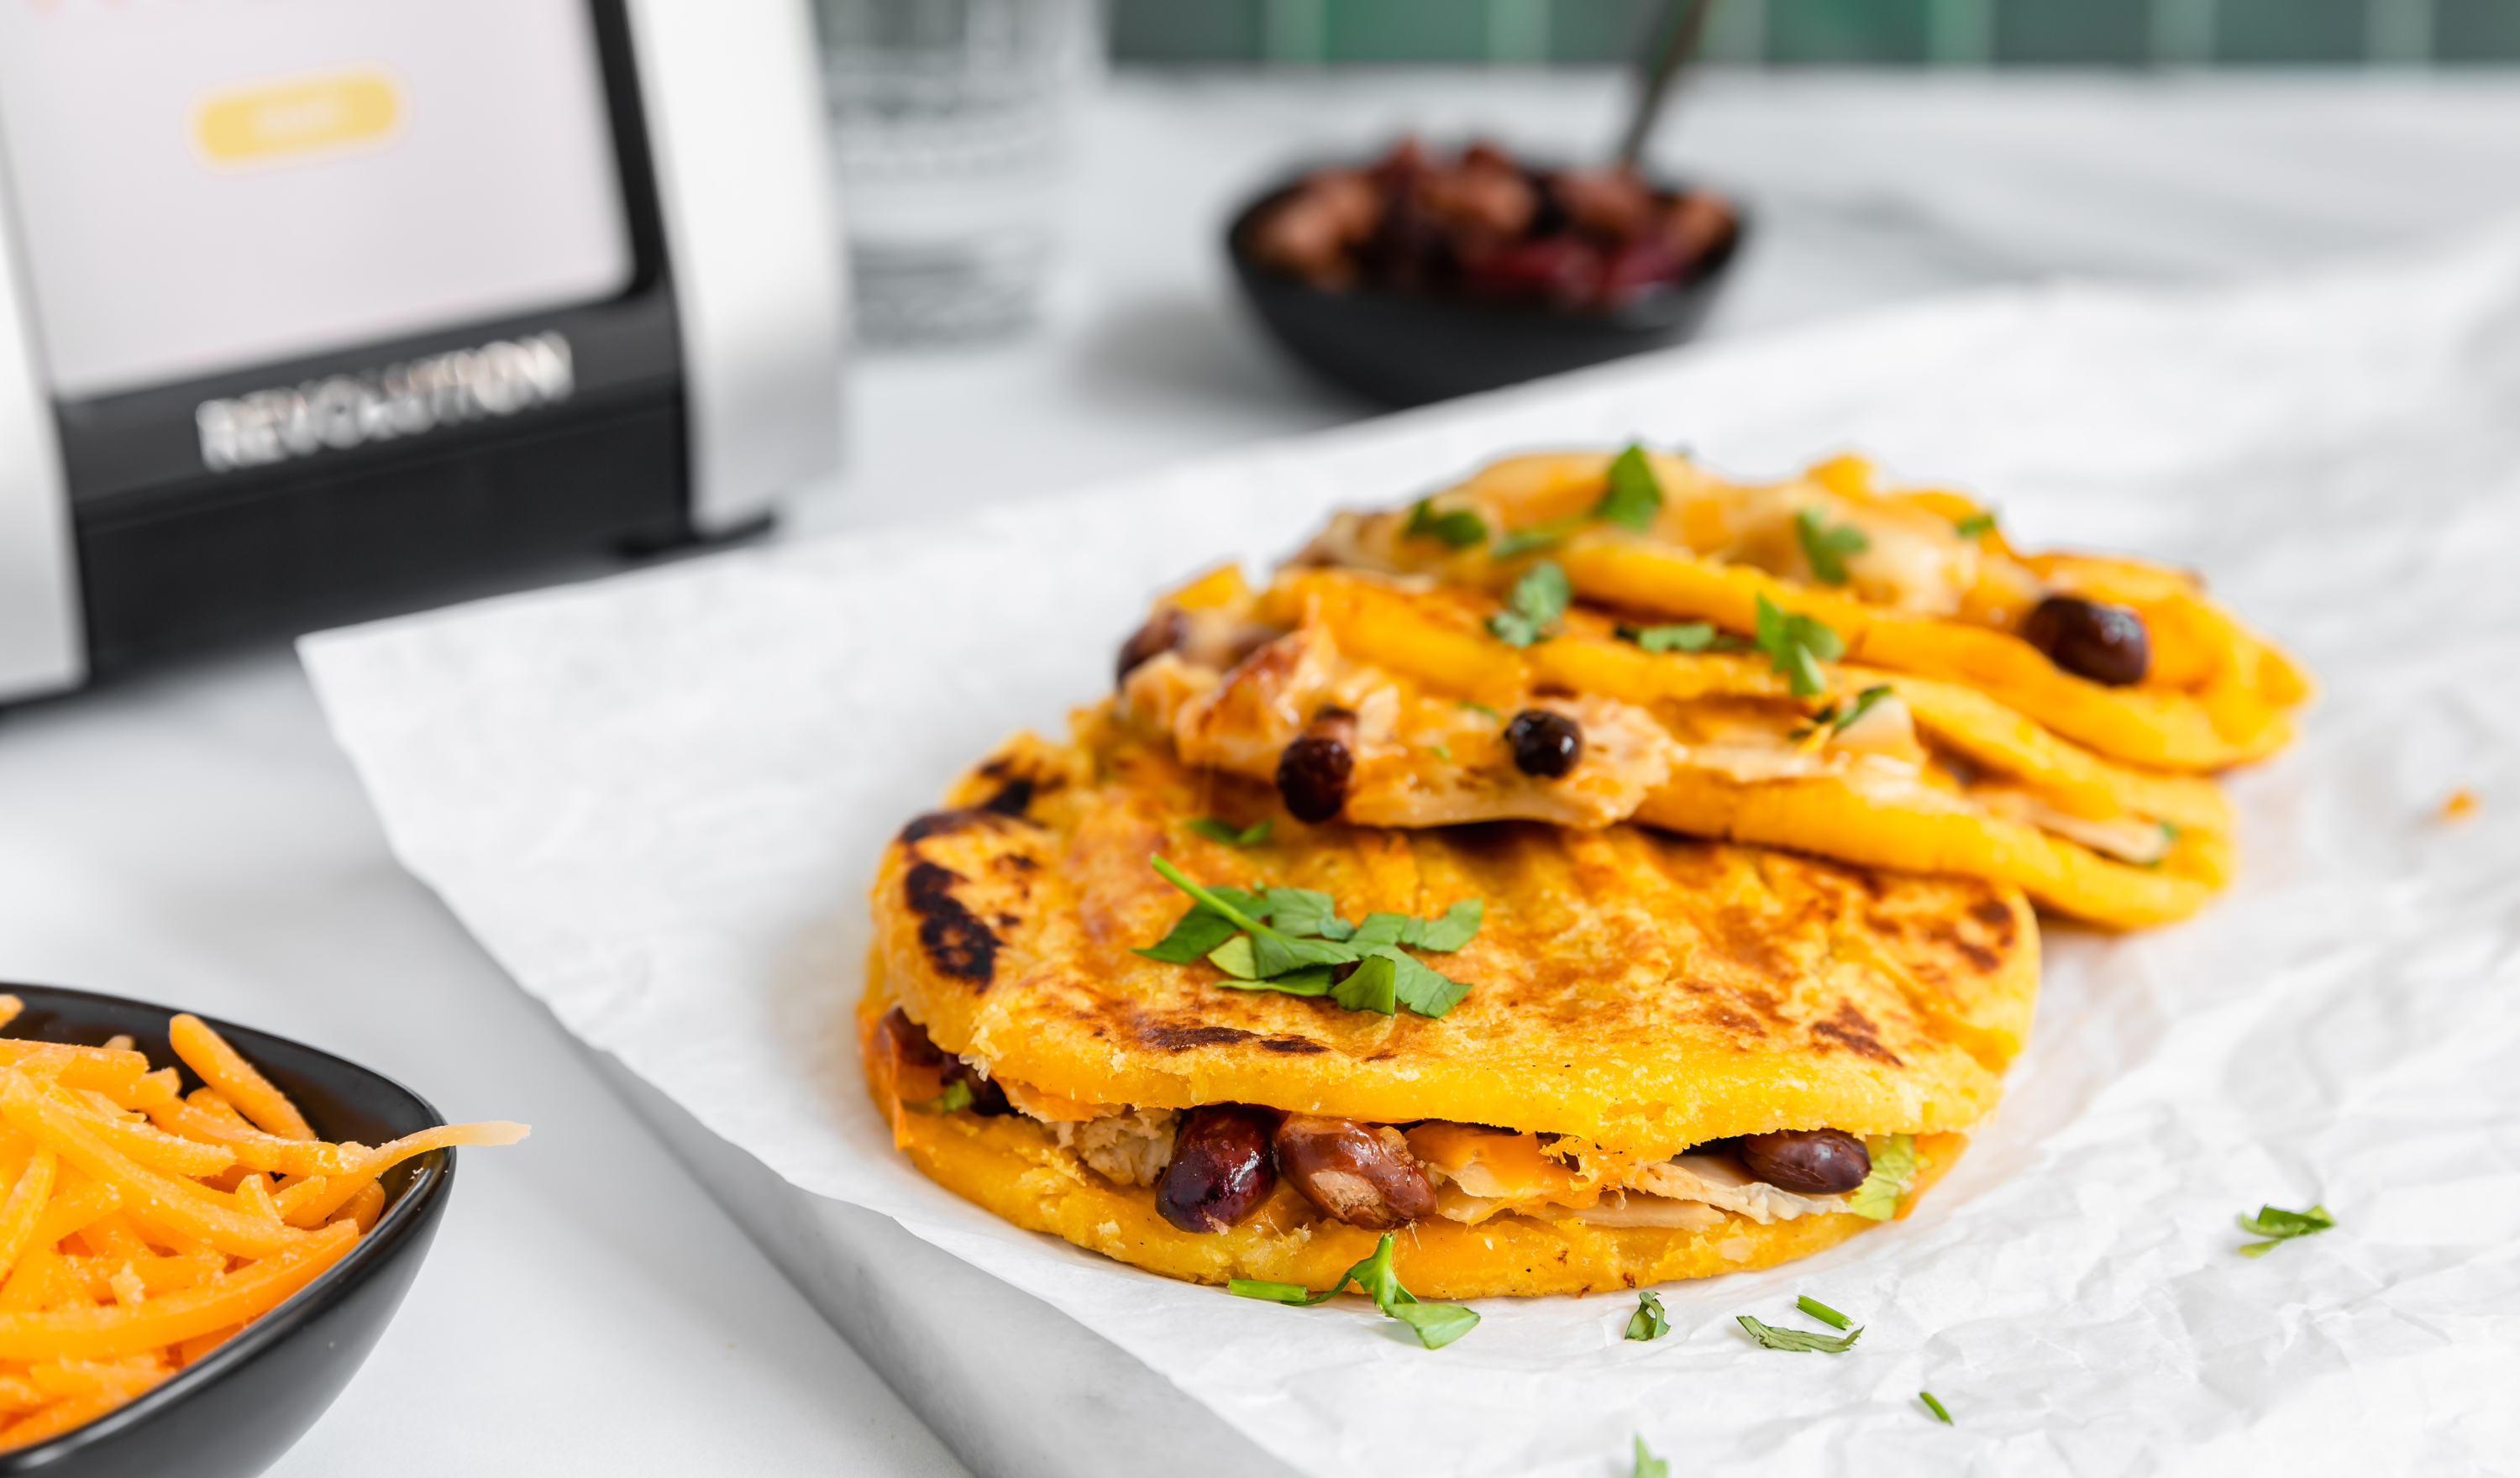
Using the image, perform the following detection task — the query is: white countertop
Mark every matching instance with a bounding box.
[4,71,2520,1477]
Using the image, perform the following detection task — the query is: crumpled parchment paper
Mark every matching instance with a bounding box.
[302,222,2520,1475]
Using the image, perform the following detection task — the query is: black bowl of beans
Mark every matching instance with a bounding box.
[1227,138,1746,407]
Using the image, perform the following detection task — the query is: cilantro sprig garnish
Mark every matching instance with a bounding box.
[2237,1203,2334,1257]
[1490,443,1665,557]
[1795,508,1871,585]
[1187,817,1273,847]
[1625,1290,1668,1341]
[1846,1134,1918,1221]
[1618,621,1735,654]
[1630,1436,1670,1478]
[1487,561,1572,648]
[1492,516,1587,558]
[1753,594,1846,699]
[1136,857,1479,1018]
[1790,683,1894,741]
[1595,444,1664,531]
[1404,498,1488,550]
[1737,1313,1863,1354]
[1919,1391,1956,1425]
[1229,1232,1480,1349]
[1953,511,1996,539]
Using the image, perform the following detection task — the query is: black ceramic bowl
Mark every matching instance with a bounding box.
[0,984,453,1478]
[1226,173,1747,407]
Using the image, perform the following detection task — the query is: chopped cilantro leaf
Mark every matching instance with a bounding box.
[1846,1134,1918,1221]
[1347,913,1410,949]
[1188,816,1273,847]
[2237,1203,2335,1257]
[1595,444,1665,531]
[1493,516,1587,558]
[1368,944,1472,1017]
[1625,1291,1668,1341]
[1425,742,1454,762]
[1457,700,1501,721]
[1736,1314,1863,1354]
[1953,511,1996,539]
[1919,1391,1955,1425]
[1133,906,1240,964]
[1619,621,1719,653]
[1207,934,1258,979]
[1795,1295,1851,1330]
[1631,1436,1669,1478]
[1795,508,1871,585]
[1488,561,1572,647]
[1142,859,1475,1018]
[912,1079,973,1114]
[1332,954,1399,1014]
[1404,899,1483,952]
[1236,1234,1478,1348]
[1404,498,1488,550]
[1752,594,1845,699]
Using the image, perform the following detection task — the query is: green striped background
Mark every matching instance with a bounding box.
[1112,0,2520,64]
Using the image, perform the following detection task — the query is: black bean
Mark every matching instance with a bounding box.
[1273,1115,1437,1229]
[1116,607,1189,684]
[1276,709,1357,823]
[1505,708,1583,778]
[1736,1129,1872,1195]
[2021,595,2150,687]
[1157,1105,1280,1234]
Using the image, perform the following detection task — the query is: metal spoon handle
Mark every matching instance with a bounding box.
[1615,0,1720,170]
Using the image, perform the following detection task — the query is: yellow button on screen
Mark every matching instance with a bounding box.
[194,71,401,169]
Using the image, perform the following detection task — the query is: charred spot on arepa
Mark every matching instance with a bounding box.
[1808,1000,1901,1065]
[903,860,1001,986]
[1137,1020,1262,1051]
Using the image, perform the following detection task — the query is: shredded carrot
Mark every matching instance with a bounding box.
[0,1009,524,1450]
[167,1018,312,1141]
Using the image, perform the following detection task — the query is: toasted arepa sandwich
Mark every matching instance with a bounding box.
[1305,449,2312,773]
[1118,563,2232,930]
[864,713,2037,1299]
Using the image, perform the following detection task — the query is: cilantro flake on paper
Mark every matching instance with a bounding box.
[1796,507,1872,585]
[1795,1295,1852,1330]
[2237,1203,2335,1257]
[1595,444,1665,531]
[1488,561,1572,647]
[1404,498,1489,550]
[1187,816,1273,847]
[1752,594,1845,699]
[1137,857,1478,1019]
[1625,1291,1669,1341]
[1228,1233,1479,1350]
[1737,1313,1862,1354]
[1919,1391,1956,1425]
[1630,1436,1670,1478]
[1846,1134,1919,1221]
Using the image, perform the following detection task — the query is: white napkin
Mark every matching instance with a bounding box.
[302,221,2520,1476]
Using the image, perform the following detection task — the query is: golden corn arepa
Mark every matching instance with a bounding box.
[862,712,2034,1297]
[1124,563,2234,930]
[1310,449,2313,773]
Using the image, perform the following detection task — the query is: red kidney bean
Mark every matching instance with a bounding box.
[1273,1115,1437,1229]
[1505,708,1583,778]
[2022,595,2150,687]
[1276,708,1357,823]
[1116,607,1189,684]
[1157,1105,1280,1234]
[1736,1129,1872,1195]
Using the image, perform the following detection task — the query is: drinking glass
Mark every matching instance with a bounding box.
[812,0,1096,345]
